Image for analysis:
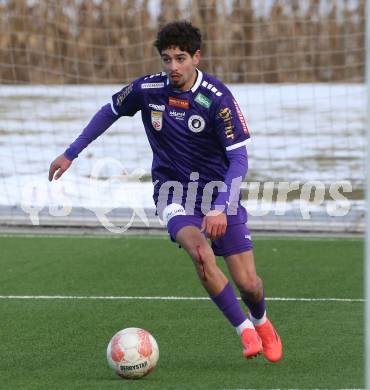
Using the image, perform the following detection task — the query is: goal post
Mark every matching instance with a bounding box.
[365,0,370,386]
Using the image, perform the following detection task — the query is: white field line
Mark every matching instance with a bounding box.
[0,295,364,302]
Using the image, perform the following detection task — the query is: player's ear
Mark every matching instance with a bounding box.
[192,50,201,66]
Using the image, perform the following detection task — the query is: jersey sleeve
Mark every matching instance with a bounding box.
[111,79,142,117]
[213,93,250,152]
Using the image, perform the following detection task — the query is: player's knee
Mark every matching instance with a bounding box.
[189,244,213,265]
[238,276,263,297]
[189,244,216,277]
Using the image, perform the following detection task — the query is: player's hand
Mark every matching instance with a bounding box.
[48,154,72,181]
[201,210,227,241]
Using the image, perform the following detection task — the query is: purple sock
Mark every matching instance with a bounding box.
[211,282,247,327]
[242,290,266,320]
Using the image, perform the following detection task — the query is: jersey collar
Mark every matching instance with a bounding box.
[166,68,203,94]
[191,68,203,93]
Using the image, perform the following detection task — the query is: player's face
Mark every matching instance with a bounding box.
[160,47,200,92]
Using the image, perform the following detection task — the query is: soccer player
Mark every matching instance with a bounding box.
[49,21,282,362]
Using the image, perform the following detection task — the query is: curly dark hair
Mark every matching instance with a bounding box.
[154,21,202,56]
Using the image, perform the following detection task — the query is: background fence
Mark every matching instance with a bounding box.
[0,0,366,233]
[0,0,365,84]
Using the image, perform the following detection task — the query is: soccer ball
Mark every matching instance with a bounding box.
[106,327,159,379]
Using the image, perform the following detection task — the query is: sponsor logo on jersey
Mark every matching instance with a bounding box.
[169,110,186,121]
[141,82,165,89]
[218,107,234,140]
[169,97,189,109]
[151,111,163,131]
[188,115,206,133]
[195,93,212,109]
[116,83,133,107]
[201,81,223,97]
[233,99,249,135]
[149,103,165,111]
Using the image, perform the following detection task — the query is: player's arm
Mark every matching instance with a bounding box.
[49,81,142,182]
[48,153,72,181]
[201,147,248,240]
[48,103,118,181]
[214,146,248,214]
[202,94,250,240]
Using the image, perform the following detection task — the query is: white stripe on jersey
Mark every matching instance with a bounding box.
[225,139,251,151]
[191,69,203,92]
[110,100,119,116]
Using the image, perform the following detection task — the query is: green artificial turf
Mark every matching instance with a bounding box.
[0,235,364,389]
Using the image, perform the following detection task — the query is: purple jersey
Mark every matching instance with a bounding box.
[110,70,250,222]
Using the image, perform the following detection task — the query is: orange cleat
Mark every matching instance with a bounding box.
[255,319,283,362]
[241,328,263,359]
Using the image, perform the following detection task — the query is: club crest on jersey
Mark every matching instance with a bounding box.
[188,115,205,133]
[169,97,189,109]
[151,111,163,131]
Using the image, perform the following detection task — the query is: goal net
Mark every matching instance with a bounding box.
[0,0,366,233]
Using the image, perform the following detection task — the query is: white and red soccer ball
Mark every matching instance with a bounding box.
[107,327,159,379]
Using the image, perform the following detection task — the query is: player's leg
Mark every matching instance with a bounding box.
[224,249,265,321]
[176,225,227,294]
[211,223,282,362]
[166,214,262,358]
[225,249,283,362]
